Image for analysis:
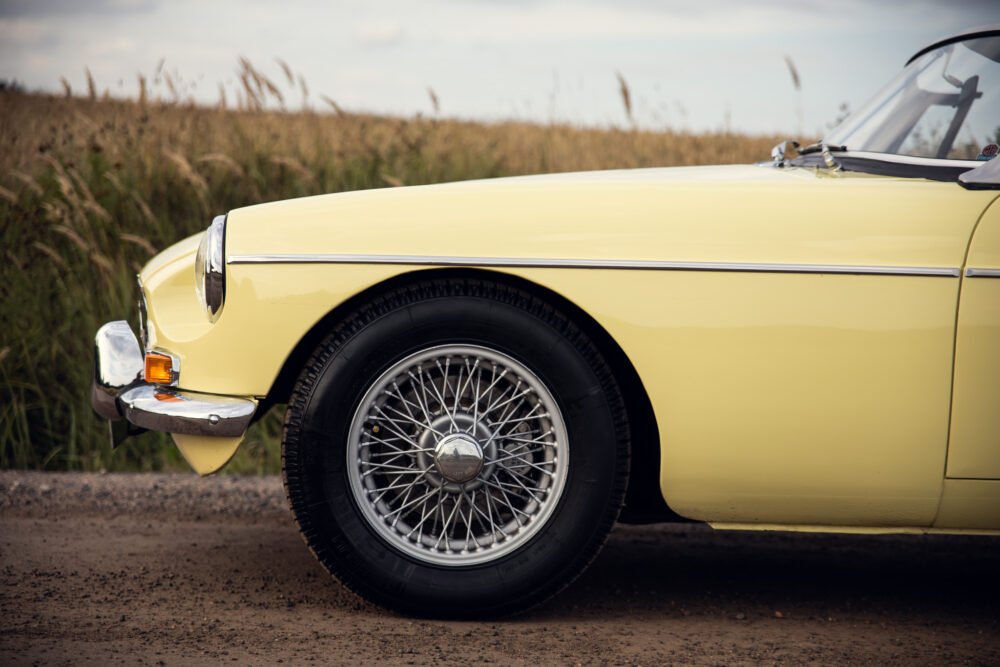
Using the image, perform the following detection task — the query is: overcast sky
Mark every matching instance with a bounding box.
[2,0,998,136]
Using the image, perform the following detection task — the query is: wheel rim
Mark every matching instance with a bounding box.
[346,344,569,566]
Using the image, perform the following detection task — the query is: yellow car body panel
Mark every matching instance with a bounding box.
[138,165,1000,527]
[521,268,958,526]
[934,479,1000,531]
[947,199,1000,479]
[226,166,979,268]
[171,433,244,476]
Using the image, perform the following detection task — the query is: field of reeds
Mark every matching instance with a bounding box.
[0,63,781,473]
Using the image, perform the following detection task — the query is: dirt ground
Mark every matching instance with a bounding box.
[1,471,997,666]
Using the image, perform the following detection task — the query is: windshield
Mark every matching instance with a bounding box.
[826,35,1000,160]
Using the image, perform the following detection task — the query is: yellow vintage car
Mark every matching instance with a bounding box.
[92,26,1000,616]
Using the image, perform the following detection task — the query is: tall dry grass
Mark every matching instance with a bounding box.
[0,63,780,473]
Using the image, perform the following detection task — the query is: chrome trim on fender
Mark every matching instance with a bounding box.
[966,268,1000,278]
[118,385,256,438]
[195,214,227,322]
[136,274,149,350]
[227,253,960,277]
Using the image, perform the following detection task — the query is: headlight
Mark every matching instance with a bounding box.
[195,214,226,322]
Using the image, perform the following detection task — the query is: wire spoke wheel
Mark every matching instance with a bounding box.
[283,279,628,616]
[347,344,569,565]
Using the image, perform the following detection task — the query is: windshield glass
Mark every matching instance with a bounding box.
[826,35,1000,160]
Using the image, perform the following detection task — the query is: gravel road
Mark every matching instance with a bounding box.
[2,471,998,666]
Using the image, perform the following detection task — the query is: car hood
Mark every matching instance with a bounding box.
[224,164,994,270]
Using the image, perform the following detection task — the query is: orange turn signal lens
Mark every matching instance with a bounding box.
[144,353,175,384]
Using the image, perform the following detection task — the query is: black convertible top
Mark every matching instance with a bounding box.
[906,24,1000,65]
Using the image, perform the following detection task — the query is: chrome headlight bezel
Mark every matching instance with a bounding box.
[136,274,149,349]
[195,214,227,322]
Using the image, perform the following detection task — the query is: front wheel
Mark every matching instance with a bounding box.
[282,277,629,617]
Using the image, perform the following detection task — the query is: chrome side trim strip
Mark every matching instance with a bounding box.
[966,268,1000,278]
[228,253,960,277]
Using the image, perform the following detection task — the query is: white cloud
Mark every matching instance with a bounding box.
[354,21,404,48]
[2,0,998,134]
[0,17,56,46]
[90,36,137,56]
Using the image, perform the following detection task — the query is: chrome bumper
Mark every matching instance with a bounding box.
[91,321,257,447]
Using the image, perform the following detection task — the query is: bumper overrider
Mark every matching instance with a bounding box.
[91,320,256,447]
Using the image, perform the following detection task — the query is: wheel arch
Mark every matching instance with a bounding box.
[261,266,684,523]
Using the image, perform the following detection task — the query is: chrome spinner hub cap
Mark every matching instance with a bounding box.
[346,344,569,566]
[433,433,484,483]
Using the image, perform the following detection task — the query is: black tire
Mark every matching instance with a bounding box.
[282,276,629,617]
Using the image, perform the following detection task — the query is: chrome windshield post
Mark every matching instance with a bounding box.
[770,140,800,167]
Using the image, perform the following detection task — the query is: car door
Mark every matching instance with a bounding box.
[948,196,1000,479]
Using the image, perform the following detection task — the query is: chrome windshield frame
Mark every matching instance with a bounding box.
[823,26,1000,165]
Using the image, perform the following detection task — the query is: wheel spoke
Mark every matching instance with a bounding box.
[481,382,516,417]
[405,371,437,426]
[388,381,427,426]
[388,486,440,526]
[493,473,545,504]
[490,450,542,466]
[361,433,413,452]
[452,361,465,417]
[483,478,529,525]
[471,361,483,426]
[367,447,435,458]
[425,364,460,432]
[501,458,556,477]
[367,417,421,449]
[406,487,443,540]
[501,431,555,447]
[375,402,445,438]
[490,403,544,432]
[371,469,430,505]
[485,477,540,504]
[461,489,475,550]
[482,488,507,538]
[362,462,428,476]
[457,358,479,417]
[486,384,532,415]
[464,489,492,540]
[436,495,463,551]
